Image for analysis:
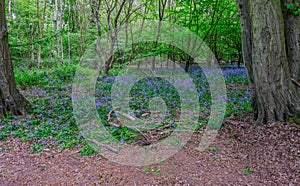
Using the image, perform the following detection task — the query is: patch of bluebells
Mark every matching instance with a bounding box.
[0,65,85,150]
[95,65,250,123]
[0,64,251,152]
[222,68,248,84]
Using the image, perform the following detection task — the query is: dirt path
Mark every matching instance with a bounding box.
[1,120,299,185]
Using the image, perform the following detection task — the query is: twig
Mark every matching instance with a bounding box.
[107,121,143,130]
[107,122,122,128]
[291,78,300,88]
[108,122,150,140]
[107,107,120,121]
[115,110,137,121]
[134,127,151,142]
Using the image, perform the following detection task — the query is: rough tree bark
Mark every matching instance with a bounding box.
[281,0,300,93]
[236,0,300,124]
[0,0,30,117]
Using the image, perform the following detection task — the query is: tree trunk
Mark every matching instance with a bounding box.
[237,48,242,68]
[236,0,300,124]
[67,1,71,64]
[37,0,47,68]
[0,0,30,117]
[281,0,300,96]
[37,0,41,68]
[7,0,11,30]
[29,23,35,62]
[56,0,63,63]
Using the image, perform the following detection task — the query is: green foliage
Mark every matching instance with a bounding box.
[244,168,252,174]
[287,114,300,124]
[143,166,162,175]
[14,69,47,89]
[30,142,43,153]
[284,2,300,15]
[7,0,242,68]
[79,143,96,156]
[167,0,242,62]
[14,64,76,89]
[209,147,219,153]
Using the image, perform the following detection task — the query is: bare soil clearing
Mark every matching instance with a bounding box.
[1,118,299,185]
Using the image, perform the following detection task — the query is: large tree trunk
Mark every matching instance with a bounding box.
[281,0,300,95]
[0,0,30,117]
[236,0,300,124]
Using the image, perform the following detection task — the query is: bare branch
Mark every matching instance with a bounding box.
[291,78,300,88]
[114,110,137,121]
[107,106,121,121]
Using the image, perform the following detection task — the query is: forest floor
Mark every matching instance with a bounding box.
[1,66,299,185]
[1,116,299,185]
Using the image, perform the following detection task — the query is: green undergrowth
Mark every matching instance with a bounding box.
[0,64,252,155]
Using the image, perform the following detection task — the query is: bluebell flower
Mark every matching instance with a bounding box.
[245,89,250,96]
